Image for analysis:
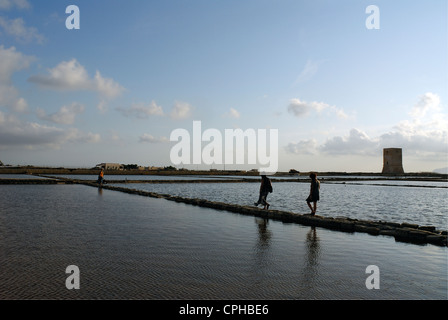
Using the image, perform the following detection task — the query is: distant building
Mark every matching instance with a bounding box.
[147,166,163,170]
[382,148,404,174]
[96,163,124,170]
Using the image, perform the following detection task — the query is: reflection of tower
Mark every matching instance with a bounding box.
[382,148,404,174]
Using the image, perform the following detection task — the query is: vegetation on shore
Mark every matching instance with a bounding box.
[0,165,446,178]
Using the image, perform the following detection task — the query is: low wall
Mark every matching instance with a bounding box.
[87,182,447,247]
[1,177,446,247]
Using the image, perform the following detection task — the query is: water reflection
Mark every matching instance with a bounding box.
[253,217,272,278]
[302,227,321,287]
[255,218,271,248]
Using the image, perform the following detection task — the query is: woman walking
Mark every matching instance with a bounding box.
[254,175,272,210]
[306,172,320,215]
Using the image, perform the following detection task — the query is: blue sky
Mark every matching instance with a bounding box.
[0,0,446,172]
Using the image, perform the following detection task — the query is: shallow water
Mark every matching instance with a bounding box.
[42,174,242,181]
[0,184,446,299]
[113,182,448,230]
[0,174,54,179]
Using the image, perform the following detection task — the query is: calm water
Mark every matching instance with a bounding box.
[0,184,446,300]
[113,181,448,230]
[43,174,241,181]
[0,174,54,180]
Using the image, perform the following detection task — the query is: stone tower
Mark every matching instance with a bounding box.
[382,148,404,174]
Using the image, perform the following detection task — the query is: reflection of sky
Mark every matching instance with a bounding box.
[0,174,54,179]
[0,184,446,299]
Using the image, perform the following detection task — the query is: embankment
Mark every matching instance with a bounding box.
[1,176,446,247]
[86,182,447,247]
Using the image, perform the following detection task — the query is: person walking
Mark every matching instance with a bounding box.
[306,172,320,215]
[97,168,105,186]
[254,175,273,210]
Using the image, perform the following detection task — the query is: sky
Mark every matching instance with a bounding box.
[0,0,447,173]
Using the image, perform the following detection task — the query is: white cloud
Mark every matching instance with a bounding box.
[409,92,441,118]
[170,101,192,119]
[287,93,447,161]
[293,59,325,85]
[288,98,349,119]
[116,101,164,118]
[75,132,101,144]
[320,128,379,156]
[383,92,447,156]
[28,59,125,105]
[117,100,196,120]
[94,70,125,99]
[37,102,85,125]
[0,0,31,10]
[382,118,448,156]
[0,45,34,112]
[29,59,89,90]
[0,16,44,44]
[222,107,240,119]
[288,98,309,117]
[0,110,100,149]
[139,134,169,143]
[229,108,240,118]
[285,139,318,155]
[0,45,33,82]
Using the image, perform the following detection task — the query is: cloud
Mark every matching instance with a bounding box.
[319,128,379,156]
[0,0,31,10]
[117,100,195,120]
[288,98,349,119]
[285,139,318,155]
[37,102,85,125]
[139,133,169,143]
[409,92,441,118]
[0,45,33,82]
[0,110,100,149]
[75,132,101,144]
[222,107,240,119]
[0,45,34,112]
[318,121,447,158]
[28,59,125,102]
[94,70,125,99]
[293,59,325,85]
[116,101,164,118]
[170,101,192,119]
[384,92,447,156]
[0,16,45,44]
[287,93,447,160]
[287,99,309,117]
[382,117,447,156]
[229,107,240,118]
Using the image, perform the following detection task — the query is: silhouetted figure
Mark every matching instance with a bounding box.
[97,168,105,186]
[306,172,320,215]
[254,175,272,210]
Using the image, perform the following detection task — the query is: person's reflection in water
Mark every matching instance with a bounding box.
[97,187,103,197]
[253,217,272,275]
[302,227,321,293]
[247,218,273,296]
[256,218,271,248]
